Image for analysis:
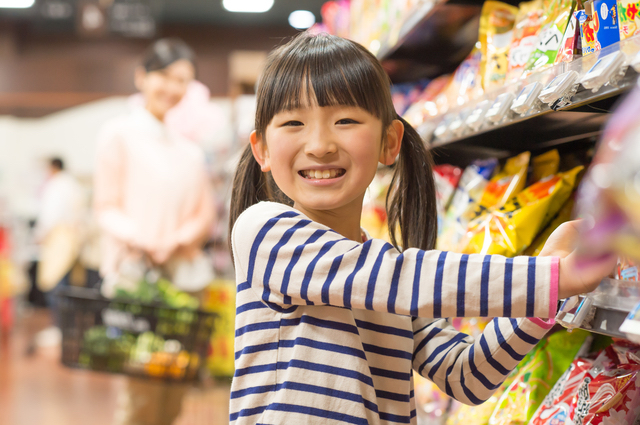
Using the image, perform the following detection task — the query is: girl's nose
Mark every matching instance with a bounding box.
[304,127,338,158]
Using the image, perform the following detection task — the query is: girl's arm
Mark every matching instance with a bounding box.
[232,203,558,319]
[411,316,553,405]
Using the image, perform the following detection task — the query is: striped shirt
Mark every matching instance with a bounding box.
[230,202,559,424]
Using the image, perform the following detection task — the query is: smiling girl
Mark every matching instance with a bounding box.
[228,32,615,425]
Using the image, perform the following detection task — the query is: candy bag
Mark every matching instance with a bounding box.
[577,0,621,56]
[403,75,452,128]
[462,166,582,256]
[524,0,575,73]
[555,11,582,63]
[530,149,561,185]
[435,165,464,230]
[437,158,499,251]
[508,0,547,81]
[616,256,639,280]
[479,1,520,90]
[618,0,640,39]
[523,196,575,256]
[488,329,591,425]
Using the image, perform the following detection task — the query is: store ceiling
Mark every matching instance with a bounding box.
[0,0,327,33]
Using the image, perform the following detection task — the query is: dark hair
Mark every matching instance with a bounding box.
[142,38,196,73]
[50,157,64,171]
[229,32,437,251]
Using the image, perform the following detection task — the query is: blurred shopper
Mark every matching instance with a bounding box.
[93,38,215,425]
[34,157,84,343]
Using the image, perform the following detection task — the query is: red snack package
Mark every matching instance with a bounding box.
[529,358,593,424]
[569,344,640,425]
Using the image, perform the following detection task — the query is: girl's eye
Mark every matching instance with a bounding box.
[282,120,303,127]
[336,118,359,125]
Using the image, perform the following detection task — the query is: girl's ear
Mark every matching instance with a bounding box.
[380,119,404,166]
[250,130,271,172]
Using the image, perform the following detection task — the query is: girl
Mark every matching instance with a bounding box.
[228,32,615,425]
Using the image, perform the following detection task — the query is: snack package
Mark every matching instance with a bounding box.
[616,256,639,280]
[568,343,640,425]
[523,196,575,256]
[435,165,464,228]
[578,0,621,56]
[555,11,582,63]
[489,329,591,425]
[437,158,499,251]
[530,149,561,185]
[403,75,452,128]
[479,1,520,90]
[462,166,582,256]
[528,357,594,424]
[508,0,547,81]
[618,0,640,39]
[524,0,575,73]
[468,151,531,223]
[450,47,485,106]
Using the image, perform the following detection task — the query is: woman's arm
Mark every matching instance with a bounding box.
[232,203,558,319]
[411,316,553,405]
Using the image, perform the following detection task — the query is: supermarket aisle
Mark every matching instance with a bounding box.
[0,309,231,425]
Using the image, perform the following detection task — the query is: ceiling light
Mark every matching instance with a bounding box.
[0,0,34,8]
[288,10,315,29]
[222,0,274,13]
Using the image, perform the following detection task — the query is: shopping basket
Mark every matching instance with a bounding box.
[58,286,216,382]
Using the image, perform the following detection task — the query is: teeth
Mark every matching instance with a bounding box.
[302,169,343,179]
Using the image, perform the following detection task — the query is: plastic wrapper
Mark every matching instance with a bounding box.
[577,0,621,56]
[437,158,498,251]
[403,75,452,129]
[568,343,640,425]
[574,85,640,263]
[524,0,575,74]
[449,47,485,107]
[479,1,519,90]
[528,357,594,424]
[530,149,561,185]
[508,0,546,81]
[523,197,575,256]
[618,0,640,39]
[488,329,591,425]
[616,256,639,280]
[555,11,582,63]
[462,165,582,256]
[435,165,464,231]
[392,80,431,116]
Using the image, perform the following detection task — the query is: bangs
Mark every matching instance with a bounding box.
[256,33,394,134]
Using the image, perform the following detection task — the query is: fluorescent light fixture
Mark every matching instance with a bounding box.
[222,0,274,13]
[0,0,35,8]
[288,10,315,29]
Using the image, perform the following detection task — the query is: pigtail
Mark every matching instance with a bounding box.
[386,116,437,251]
[228,144,292,251]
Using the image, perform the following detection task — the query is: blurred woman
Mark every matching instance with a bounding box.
[93,38,215,425]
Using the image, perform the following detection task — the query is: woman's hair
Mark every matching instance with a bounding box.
[229,32,437,251]
[142,38,196,73]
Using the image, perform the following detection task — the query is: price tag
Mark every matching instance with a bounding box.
[485,92,515,124]
[433,115,453,140]
[620,301,640,343]
[465,100,490,131]
[538,70,579,104]
[448,112,468,137]
[580,51,625,91]
[511,82,543,115]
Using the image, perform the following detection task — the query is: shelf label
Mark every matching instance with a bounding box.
[511,82,543,115]
[580,51,625,90]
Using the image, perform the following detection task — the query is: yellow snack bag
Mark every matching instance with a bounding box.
[524,197,575,256]
[530,149,560,184]
[507,0,546,81]
[479,1,520,90]
[462,166,583,256]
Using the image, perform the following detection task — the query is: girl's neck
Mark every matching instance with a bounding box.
[293,200,365,243]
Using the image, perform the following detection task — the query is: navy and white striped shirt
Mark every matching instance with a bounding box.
[230,202,558,424]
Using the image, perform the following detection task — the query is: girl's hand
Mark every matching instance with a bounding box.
[539,220,617,299]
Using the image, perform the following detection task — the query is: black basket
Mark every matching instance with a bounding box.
[58,286,216,382]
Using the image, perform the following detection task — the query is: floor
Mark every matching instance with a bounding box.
[0,306,231,425]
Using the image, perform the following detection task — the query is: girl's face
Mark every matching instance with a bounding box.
[135,59,195,121]
[251,103,402,222]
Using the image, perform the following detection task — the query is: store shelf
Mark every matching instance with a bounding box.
[556,278,640,339]
[422,35,640,162]
[378,0,482,82]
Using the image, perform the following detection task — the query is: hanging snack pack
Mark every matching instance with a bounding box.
[530,149,561,185]
[578,0,621,56]
[618,0,640,39]
[568,343,640,425]
[555,11,582,63]
[462,165,582,256]
[488,329,591,425]
[524,0,575,73]
[524,197,575,256]
[616,256,639,280]
[437,158,498,251]
[479,1,520,90]
[528,357,594,425]
[508,0,546,81]
[434,165,464,231]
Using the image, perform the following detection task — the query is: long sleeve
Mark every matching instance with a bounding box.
[411,315,554,406]
[232,202,559,320]
[93,128,142,248]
